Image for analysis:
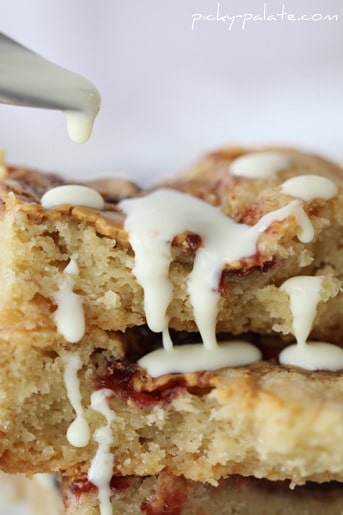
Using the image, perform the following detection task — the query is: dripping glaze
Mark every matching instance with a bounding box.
[53,258,85,344]
[88,389,115,515]
[279,276,343,371]
[63,352,90,448]
[119,187,314,377]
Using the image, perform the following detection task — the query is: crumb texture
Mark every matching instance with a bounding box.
[0,147,343,511]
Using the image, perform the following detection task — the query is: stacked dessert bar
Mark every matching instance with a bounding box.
[1,147,343,514]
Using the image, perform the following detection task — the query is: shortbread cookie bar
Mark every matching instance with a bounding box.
[1,326,343,487]
[1,148,343,343]
[1,147,343,509]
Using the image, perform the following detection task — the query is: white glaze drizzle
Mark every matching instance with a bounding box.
[281,276,323,345]
[279,276,343,371]
[281,175,338,201]
[229,152,289,178]
[41,184,104,210]
[64,111,98,145]
[88,389,115,515]
[62,352,90,448]
[139,341,262,378]
[119,189,314,376]
[53,259,85,343]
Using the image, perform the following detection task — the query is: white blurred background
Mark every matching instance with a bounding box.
[0,0,342,184]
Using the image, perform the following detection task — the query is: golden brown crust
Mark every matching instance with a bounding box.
[3,146,343,253]
[164,146,343,216]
